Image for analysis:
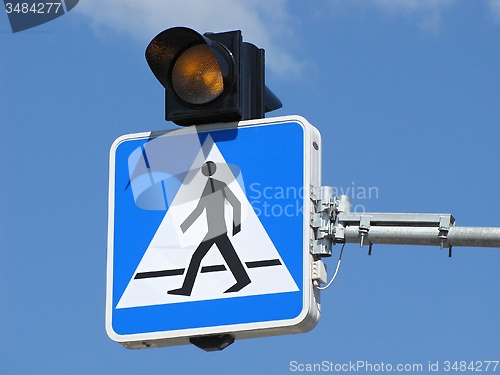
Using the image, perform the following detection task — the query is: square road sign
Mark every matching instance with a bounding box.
[106,115,322,348]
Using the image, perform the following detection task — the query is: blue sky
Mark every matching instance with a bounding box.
[1,1,500,374]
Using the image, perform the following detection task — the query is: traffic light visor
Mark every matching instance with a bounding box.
[146,27,232,106]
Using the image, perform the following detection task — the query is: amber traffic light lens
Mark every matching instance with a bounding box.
[172,44,224,105]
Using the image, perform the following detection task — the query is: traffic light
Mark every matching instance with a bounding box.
[145,27,282,126]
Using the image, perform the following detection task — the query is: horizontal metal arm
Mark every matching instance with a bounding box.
[309,192,500,258]
[338,212,455,227]
[343,226,500,248]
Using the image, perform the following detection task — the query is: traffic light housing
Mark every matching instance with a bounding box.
[145,27,282,126]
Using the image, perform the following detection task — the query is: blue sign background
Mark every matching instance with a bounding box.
[110,121,306,335]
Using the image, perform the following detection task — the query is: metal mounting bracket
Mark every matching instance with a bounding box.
[310,186,335,258]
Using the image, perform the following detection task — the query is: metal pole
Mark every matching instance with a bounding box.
[343,226,500,248]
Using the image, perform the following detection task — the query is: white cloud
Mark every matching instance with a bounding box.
[488,0,500,21]
[372,0,455,13]
[371,0,456,31]
[74,0,499,79]
[327,0,456,32]
[373,0,500,29]
[75,0,299,77]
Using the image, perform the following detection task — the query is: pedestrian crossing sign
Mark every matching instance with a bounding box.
[106,115,322,348]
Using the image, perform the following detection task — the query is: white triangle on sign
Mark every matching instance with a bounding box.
[116,135,299,309]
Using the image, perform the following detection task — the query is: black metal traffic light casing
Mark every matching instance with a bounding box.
[146,27,281,126]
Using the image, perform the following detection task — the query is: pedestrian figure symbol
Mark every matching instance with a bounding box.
[168,161,251,296]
